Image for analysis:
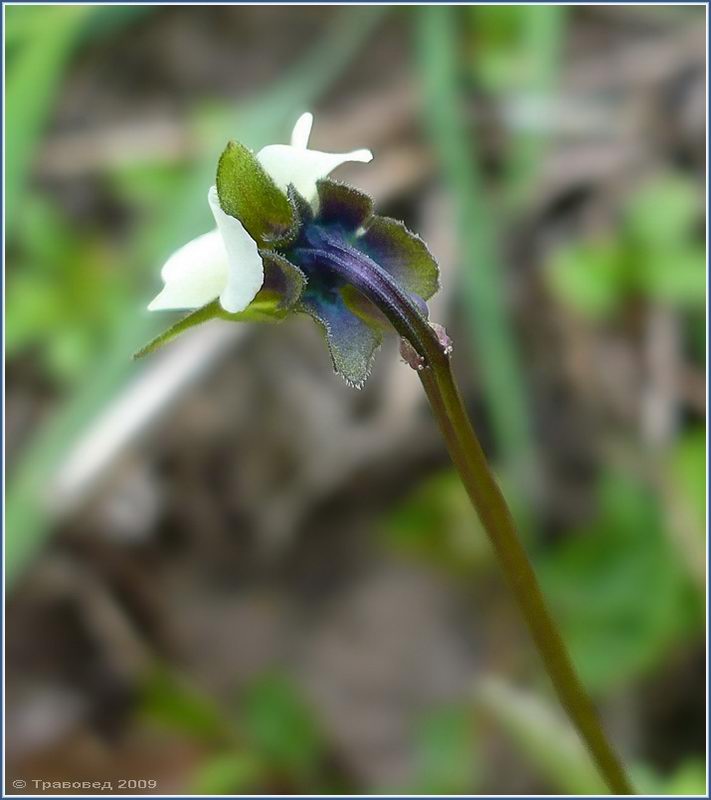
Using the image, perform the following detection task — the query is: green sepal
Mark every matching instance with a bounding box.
[298,293,383,390]
[359,215,440,301]
[216,141,296,248]
[314,179,439,302]
[287,185,314,227]
[316,179,373,232]
[134,300,267,359]
[134,301,228,359]
[135,255,306,359]
[258,250,307,312]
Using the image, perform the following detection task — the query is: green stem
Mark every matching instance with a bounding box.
[292,203,633,795]
[419,352,634,796]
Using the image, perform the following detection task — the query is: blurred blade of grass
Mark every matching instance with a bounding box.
[5,5,91,233]
[477,677,608,795]
[415,7,537,521]
[503,5,566,210]
[481,679,707,795]
[5,6,154,235]
[410,706,483,794]
[5,6,387,588]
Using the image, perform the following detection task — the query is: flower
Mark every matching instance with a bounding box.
[140,113,444,389]
[148,113,372,314]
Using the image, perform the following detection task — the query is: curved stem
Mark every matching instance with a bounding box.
[303,233,633,793]
[420,352,634,795]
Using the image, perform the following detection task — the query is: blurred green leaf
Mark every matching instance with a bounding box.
[632,758,707,796]
[382,470,489,572]
[547,173,703,318]
[626,175,700,250]
[666,430,706,537]
[478,677,608,794]
[411,706,482,794]
[469,5,524,46]
[140,667,233,744]
[538,471,701,693]
[661,759,707,795]
[548,239,624,319]
[191,752,265,795]
[240,674,324,783]
[645,248,705,306]
[662,430,706,587]
[685,308,706,366]
[141,669,334,792]
[7,199,130,384]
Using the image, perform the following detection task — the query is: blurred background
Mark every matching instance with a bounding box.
[5,4,706,795]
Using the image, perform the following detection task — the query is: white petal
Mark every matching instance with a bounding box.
[257,144,373,202]
[207,186,264,313]
[290,112,313,149]
[148,229,227,311]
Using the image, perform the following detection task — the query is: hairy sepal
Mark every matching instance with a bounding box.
[134,254,306,359]
[216,141,297,248]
